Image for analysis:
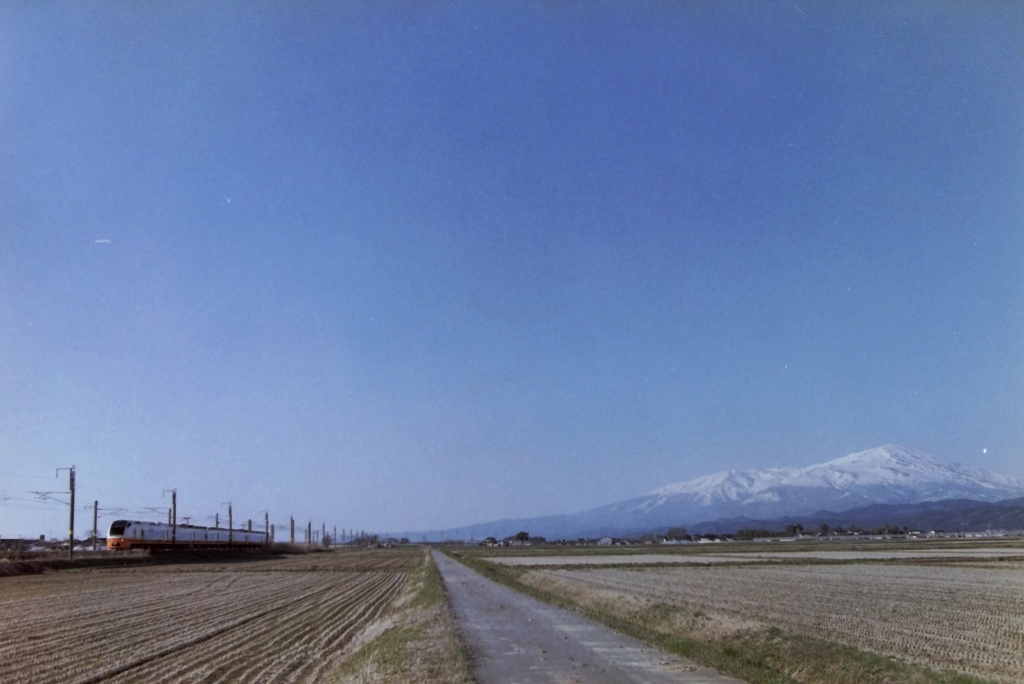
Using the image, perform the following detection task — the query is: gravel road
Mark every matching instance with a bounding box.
[433,550,744,683]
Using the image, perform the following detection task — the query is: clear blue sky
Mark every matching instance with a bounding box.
[2,2,1022,539]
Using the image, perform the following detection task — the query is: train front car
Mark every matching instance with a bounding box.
[107,520,169,550]
[107,520,138,550]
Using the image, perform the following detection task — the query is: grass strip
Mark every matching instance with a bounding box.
[334,550,472,684]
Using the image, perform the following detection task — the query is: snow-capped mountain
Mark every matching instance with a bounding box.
[620,444,1024,524]
[647,444,1023,505]
[444,445,1024,540]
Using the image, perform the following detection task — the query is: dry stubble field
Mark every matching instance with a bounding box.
[498,542,1024,683]
[0,547,462,684]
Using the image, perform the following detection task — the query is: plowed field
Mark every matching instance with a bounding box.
[520,556,1024,683]
[0,548,420,683]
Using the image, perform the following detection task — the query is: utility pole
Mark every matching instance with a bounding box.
[290,516,295,544]
[92,501,98,551]
[56,467,75,561]
[69,467,75,561]
[163,490,176,545]
[221,502,233,545]
[307,521,312,548]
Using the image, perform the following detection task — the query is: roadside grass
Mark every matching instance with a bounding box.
[449,550,990,684]
[334,550,472,684]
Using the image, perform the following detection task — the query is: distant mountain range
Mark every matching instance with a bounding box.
[438,445,1024,540]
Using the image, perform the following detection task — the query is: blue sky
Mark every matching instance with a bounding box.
[2,2,1022,539]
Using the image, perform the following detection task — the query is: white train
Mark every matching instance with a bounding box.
[107,520,268,551]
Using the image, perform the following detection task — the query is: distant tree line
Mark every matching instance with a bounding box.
[476,521,923,548]
[732,522,915,540]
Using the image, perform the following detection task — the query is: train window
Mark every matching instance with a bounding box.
[109,521,127,535]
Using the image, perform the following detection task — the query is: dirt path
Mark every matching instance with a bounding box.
[433,550,743,684]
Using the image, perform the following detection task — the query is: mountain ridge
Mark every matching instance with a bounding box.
[429,445,1024,540]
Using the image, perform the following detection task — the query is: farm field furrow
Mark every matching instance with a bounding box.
[21,574,312,683]
[7,573,279,650]
[522,558,1024,683]
[247,572,405,683]
[0,550,418,684]
[111,571,406,683]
